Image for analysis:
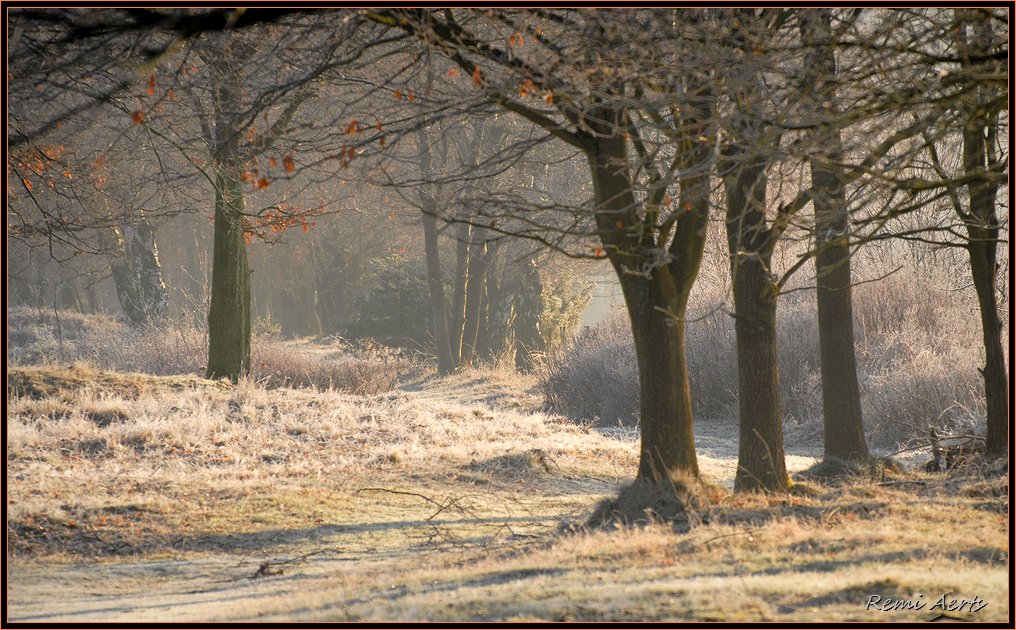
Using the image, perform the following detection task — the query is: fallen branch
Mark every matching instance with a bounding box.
[249,549,329,580]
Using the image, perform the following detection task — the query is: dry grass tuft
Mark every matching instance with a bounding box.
[467,449,555,480]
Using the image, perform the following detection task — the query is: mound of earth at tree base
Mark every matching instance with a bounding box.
[795,455,902,483]
[584,477,712,533]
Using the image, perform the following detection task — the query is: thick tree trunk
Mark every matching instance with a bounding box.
[588,136,700,483]
[622,277,699,481]
[422,211,456,374]
[731,256,787,491]
[205,168,251,381]
[969,239,1008,454]
[801,9,870,462]
[814,223,869,461]
[724,155,789,492]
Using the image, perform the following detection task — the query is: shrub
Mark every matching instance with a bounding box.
[7,307,409,395]
[249,337,408,395]
[537,260,1002,449]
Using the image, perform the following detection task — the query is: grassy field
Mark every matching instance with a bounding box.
[5,361,1009,623]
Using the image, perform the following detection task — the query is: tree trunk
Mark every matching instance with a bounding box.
[422,211,456,374]
[107,210,169,327]
[205,167,251,381]
[460,226,489,365]
[450,222,471,367]
[724,155,789,492]
[730,255,787,492]
[417,127,456,374]
[181,227,208,326]
[969,238,1008,455]
[953,9,1008,455]
[513,256,543,371]
[622,277,699,482]
[801,9,870,462]
[588,136,700,483]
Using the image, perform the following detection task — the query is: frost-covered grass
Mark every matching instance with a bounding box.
[5,362,1008,622]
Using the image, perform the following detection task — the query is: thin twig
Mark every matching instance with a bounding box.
[701,529,759,548]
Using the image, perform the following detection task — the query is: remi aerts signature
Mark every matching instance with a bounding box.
[865,593,988,614]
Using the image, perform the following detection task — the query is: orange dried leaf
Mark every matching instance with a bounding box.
[472,65,481,86]
[255,177,270,189]
[269,158,277,167]
[593,246,604,257]
[132,110,145,125]
[282,155,295,173]
[447,68,459,77]
[22,178,32,191]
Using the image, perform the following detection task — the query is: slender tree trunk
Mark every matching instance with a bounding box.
[417,127,456,374]
[422,211,455,374]
[60,276,83,312]
[461,226,489,365]
[450,222,471,367]
[953,9,1008,455]
[476,240,504,360]
[963,114,1008,455]
[801,9,870,462]
[205,167,251,381]
[723,154,789,492]
[514,257,543,371]
[181,227,208,326]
